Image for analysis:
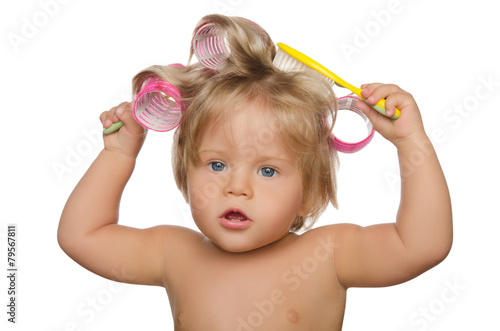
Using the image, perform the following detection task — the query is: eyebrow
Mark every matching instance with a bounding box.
[255,154,294,164]
[198,149,226,155]
[199,149,294,165]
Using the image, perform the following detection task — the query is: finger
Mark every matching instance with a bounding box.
[355,99,391,135]
[114,102,145,135]
[100,105,119,128]
[101,110,115,128]
[360,82,383,100]
[355,98,381,124]
[384,91,413,116]
[362,84,405,117]
[367,84,404,104]
[99,112,107,125]
[100,102,129,126]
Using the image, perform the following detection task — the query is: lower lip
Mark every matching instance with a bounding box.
[219,217,252,230]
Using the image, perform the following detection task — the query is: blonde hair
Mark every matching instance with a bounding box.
[132,14,338,231]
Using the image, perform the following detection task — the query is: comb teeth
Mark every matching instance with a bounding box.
[273,48,340,88]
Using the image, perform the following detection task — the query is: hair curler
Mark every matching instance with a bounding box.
[192,22,231,70]
[332,96,375,153]
[132,76,184,132]
[103,65,185,135]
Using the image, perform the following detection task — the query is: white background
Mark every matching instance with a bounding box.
[1,0,499,330]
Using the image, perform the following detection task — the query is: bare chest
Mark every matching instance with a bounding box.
[165,244,346,330]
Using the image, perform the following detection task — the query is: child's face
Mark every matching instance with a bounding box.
[186,102,306,252]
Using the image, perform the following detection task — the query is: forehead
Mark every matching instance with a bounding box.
[199,101,291,158]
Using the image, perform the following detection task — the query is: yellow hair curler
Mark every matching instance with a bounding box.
[274,42,400,119]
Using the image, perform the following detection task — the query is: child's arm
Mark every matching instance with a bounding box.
[58,103,167,286]
[333,84,453,288]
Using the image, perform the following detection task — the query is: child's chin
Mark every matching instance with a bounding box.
[212,237,269,254]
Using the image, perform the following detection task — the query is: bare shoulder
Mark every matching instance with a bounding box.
[297,224,358,247]
[286,224,356,263]
[148,224,209,285]
[152,224,204,239]
[153,224,207,254]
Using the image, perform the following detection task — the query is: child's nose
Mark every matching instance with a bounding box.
[224,170,253,198]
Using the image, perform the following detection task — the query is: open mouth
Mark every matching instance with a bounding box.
[219,209,252,229]
[224,211,248,221]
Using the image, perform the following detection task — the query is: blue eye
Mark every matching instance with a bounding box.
[209,162,226,172]
[258,167,277,178]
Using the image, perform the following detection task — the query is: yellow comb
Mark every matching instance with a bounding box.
[275,42,400,119]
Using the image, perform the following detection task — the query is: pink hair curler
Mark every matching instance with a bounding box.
[103,64,185,135]
[132,77,184,132]
[332,96,375,153]
[192,22,230,70]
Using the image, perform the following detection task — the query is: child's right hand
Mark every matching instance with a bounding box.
[100,102,147,159]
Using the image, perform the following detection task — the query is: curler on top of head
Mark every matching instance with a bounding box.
[192,22,231,70]
[191,16,274,72]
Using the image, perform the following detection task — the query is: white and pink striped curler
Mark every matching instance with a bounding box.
[192,22,230,70]
[332,96,375,153]
[132,76,184,132]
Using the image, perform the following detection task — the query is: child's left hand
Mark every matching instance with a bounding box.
[358,83,426,147]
